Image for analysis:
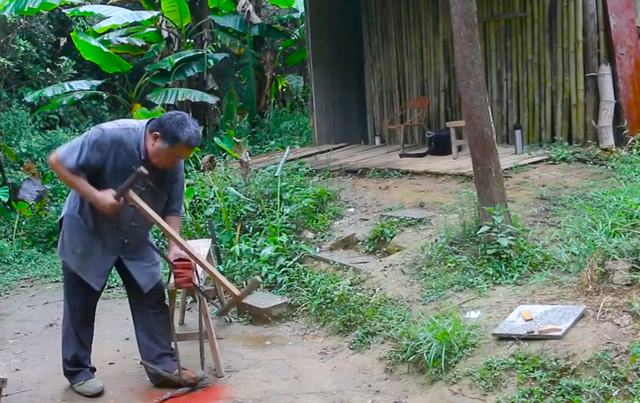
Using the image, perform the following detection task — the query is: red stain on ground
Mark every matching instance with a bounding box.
[140,385,230,403]
[165,386,229,402]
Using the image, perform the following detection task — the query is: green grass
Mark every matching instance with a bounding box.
[463,348,640,403]
[360,216,430,256]
[0,240,61,294]
[416,194,556,301]
[387,311,481,379]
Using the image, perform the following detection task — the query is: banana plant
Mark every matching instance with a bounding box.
[16,0,303,118]
[24,46,228,115]
[0,0,83,16]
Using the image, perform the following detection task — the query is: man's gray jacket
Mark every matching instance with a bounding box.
[56,118,185,293]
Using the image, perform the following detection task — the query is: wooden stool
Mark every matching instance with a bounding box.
[167,239,227,378]
[446,120,467,159]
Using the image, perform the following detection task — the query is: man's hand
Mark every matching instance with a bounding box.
[91,189,124,215]
[168,247,191,263]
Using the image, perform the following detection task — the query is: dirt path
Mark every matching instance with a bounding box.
[0,161,621,403]
[0,284,429,403]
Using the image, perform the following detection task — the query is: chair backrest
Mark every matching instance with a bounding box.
[408,97,429,110]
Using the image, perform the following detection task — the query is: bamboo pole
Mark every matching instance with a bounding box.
[596,63,616,149]
[512,0,521,143]
[575,0,586,145]
[584,0,600,143]
[487,2,498,143]
[555,0,563,141]
[517,0,527,142]
[437,2,442,126]
[569,0,579,144]
[597,0,608,64]
[561,0,571,141]
[505,0,514,144]
[532,0,541,144]
[523,0,537,145]
[544,0,553,143]
[372,0,382,144]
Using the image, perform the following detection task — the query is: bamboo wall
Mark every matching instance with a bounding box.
[360,0,611,147]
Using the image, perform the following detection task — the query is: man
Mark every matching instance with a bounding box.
[48,111,205,398]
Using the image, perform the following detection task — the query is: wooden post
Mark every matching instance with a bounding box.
[449,0,511,224]
[605,0,640,139]
[583,0,600,143]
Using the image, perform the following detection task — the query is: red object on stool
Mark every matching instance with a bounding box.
[173,259,195,289]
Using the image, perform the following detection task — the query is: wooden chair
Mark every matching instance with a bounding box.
[385,97,430,154]
[446,120,468,159]
[167,239,227,378]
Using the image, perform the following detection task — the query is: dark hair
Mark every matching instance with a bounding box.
[147,111,202,149]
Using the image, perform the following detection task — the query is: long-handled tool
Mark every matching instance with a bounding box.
[117,167,262,310]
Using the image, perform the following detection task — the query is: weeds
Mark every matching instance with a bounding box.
[387,311,481,379]
[417,196,555,301]
[464,349,640,403]
[0,240,61,295]
[360,216,429,256]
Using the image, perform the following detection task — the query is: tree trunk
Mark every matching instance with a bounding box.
[583,0,599,144]
[449,0,511,225]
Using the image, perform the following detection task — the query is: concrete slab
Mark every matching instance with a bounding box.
[491,304,587,340]
[238,292,290,323]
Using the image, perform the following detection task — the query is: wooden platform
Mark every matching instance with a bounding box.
[246,144,549,176]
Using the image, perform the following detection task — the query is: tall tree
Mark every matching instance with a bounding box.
[449,0,511,225]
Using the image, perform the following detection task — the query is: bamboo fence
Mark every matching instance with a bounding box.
[360,0,613,147]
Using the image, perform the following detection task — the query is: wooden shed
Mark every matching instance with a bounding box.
[304,0,618,150]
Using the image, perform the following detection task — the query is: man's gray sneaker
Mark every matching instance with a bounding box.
[72,378,104,397]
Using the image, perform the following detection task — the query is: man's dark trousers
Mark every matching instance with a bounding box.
[61,259,177,386]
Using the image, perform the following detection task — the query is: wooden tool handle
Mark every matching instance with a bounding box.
[126,190,241,297]
[216,276,261,317]
[115,166,149,200]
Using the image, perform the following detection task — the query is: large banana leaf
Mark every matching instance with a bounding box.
[161,0,191,29]
[147,88,219,105]
[93,10,160,34]
[107,38,149,55]
[0,0,83,16]
[99,26,163,43]
[24,79,104,103]
[71,31,133,74]
[147,49,202,71]
[64,4,129,17]
[210,15,289,39]
[36,91,111,113]
[149,53,228,85]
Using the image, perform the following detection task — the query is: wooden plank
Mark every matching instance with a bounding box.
[605,0,640,138]
[331,144,410,170]
[303,144,367,169]
[126,191,241,298]
[251,143,349,169]
[228,143,349,170]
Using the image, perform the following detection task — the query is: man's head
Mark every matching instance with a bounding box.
[145,111,202,170]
